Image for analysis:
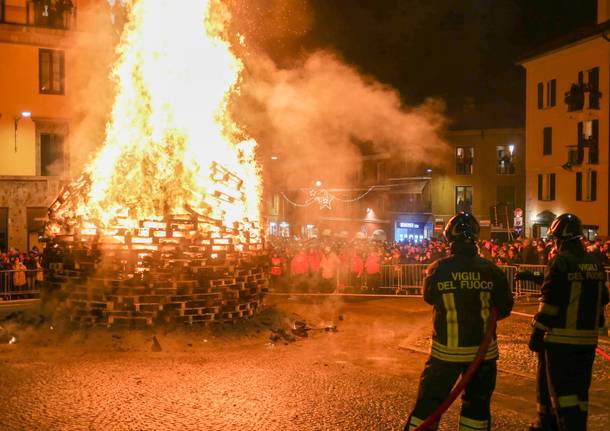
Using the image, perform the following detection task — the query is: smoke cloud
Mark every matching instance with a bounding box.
[65,1,121,174]
[233,50,449,189]
[67,2,449,189]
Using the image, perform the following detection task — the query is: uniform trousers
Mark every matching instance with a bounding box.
[535,344,596,431]
[405,357,496,430]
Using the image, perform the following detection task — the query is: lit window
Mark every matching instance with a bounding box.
[456,186,472,213]
[456,147,474,175]
[576,170,597,202]
[496,145,516,175]
[537,173,556,201]
[39,49,65,94]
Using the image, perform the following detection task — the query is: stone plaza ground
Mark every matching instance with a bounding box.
[0,296,608,430]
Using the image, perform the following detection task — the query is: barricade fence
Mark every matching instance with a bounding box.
[0,270,43,301]
[272,263,610,303]
[1,265,608,308]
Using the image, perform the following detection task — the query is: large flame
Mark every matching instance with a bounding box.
[76,0,261,236]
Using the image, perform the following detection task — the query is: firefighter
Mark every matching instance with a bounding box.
[404,212,514,430]
[526,213,609,431]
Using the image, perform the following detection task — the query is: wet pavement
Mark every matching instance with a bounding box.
[0,296,608,430]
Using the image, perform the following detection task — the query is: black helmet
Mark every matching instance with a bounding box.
[548,213,582,241]
[444,212,480,243]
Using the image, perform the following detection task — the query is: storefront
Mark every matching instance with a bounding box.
[532,210,556,239]
[394,214,432,243]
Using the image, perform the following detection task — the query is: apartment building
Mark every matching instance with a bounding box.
[520,0,610,238]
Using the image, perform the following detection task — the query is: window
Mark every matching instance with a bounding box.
[456,147,474,175]
[456,186,473,213]
[543,127,552,155]
[26,208,47,251]
[579,120,599,164]
[582,226,598,241]
[588,67,600,109]
[39,49,65,94]
[537,80,555,109]
[496,145,516,174]
[41,133,65,176]
[576,170,597,201]
[566,67,600,111]
[546,79,556,107]
[537,173,556,201]
[496,185,515,208]
[0,208,7,253]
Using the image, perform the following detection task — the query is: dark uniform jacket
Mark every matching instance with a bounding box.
[424,249,514,362]
[533,250,609,346]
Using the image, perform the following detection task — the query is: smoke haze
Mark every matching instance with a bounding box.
[234,50,449,189]
[67,1,449,188]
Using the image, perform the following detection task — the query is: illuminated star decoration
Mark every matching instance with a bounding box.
[309,188,334,210]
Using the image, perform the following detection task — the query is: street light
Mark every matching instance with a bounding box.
[14,111,32,152]
[315,180,322,188]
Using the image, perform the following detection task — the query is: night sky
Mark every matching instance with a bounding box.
[230,0,598,118]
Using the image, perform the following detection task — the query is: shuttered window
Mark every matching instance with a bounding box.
[537,82,544,109]
[543,127,552,155]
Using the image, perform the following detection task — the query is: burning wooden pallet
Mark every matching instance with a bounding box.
[43,175,268,328]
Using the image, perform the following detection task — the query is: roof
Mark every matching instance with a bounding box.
[518,19,610,64]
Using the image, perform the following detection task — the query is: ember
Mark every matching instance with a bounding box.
[42,0,267,328]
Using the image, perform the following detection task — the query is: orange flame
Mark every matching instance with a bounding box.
[78,0,261,237]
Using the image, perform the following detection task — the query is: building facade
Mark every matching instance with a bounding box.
[521,1,610,239]
[0,0,80,252]
[266,154,433,243]
[267,125,525,243]
[431,127,525,241]
[0,0,121,252]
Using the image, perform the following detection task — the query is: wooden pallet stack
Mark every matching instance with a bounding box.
[43,174,268,329]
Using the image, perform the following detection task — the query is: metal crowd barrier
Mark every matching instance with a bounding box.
[513,264,546,300]
[274,263,610,300]
[0,270,42,301]
[379,264,427,295]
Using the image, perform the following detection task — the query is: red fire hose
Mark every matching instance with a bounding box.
[596,347,610,361]
[413,308,498,431]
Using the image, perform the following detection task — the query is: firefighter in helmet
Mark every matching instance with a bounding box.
[525,213,609,431]
[404,213,513,430]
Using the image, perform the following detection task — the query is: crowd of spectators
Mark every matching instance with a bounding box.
[0,247,44,300]
[268,235,610,292]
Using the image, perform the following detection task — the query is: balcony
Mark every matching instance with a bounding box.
[564,83,601,119]
[564,142,598,170]
[0,1,77,30]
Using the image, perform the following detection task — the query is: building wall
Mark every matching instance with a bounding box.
[431,128,525,237]
[0,0,87,251]
[522,37,610,237]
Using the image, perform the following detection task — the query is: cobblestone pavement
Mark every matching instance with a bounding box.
[0,297,608,430]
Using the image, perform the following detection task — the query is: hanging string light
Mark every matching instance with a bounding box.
[280,185,376,210]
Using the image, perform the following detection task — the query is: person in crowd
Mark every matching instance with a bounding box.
[12,256,27,295]
[23,252,38,291]
[404,213,514,430]
[521,214,609,431]
[349,250,364,291]
[319,246,340,293]
[536,242,549,265]
[506,247,521,265]
[521,239,539,264]
[269,250,286,291]
[290,248,309,292]
[365,247,382,292]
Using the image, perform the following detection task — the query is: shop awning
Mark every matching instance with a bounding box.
[389,180,429,194]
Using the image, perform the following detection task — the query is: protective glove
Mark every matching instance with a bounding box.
[528,328,545,352]
[515,270,544,285]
